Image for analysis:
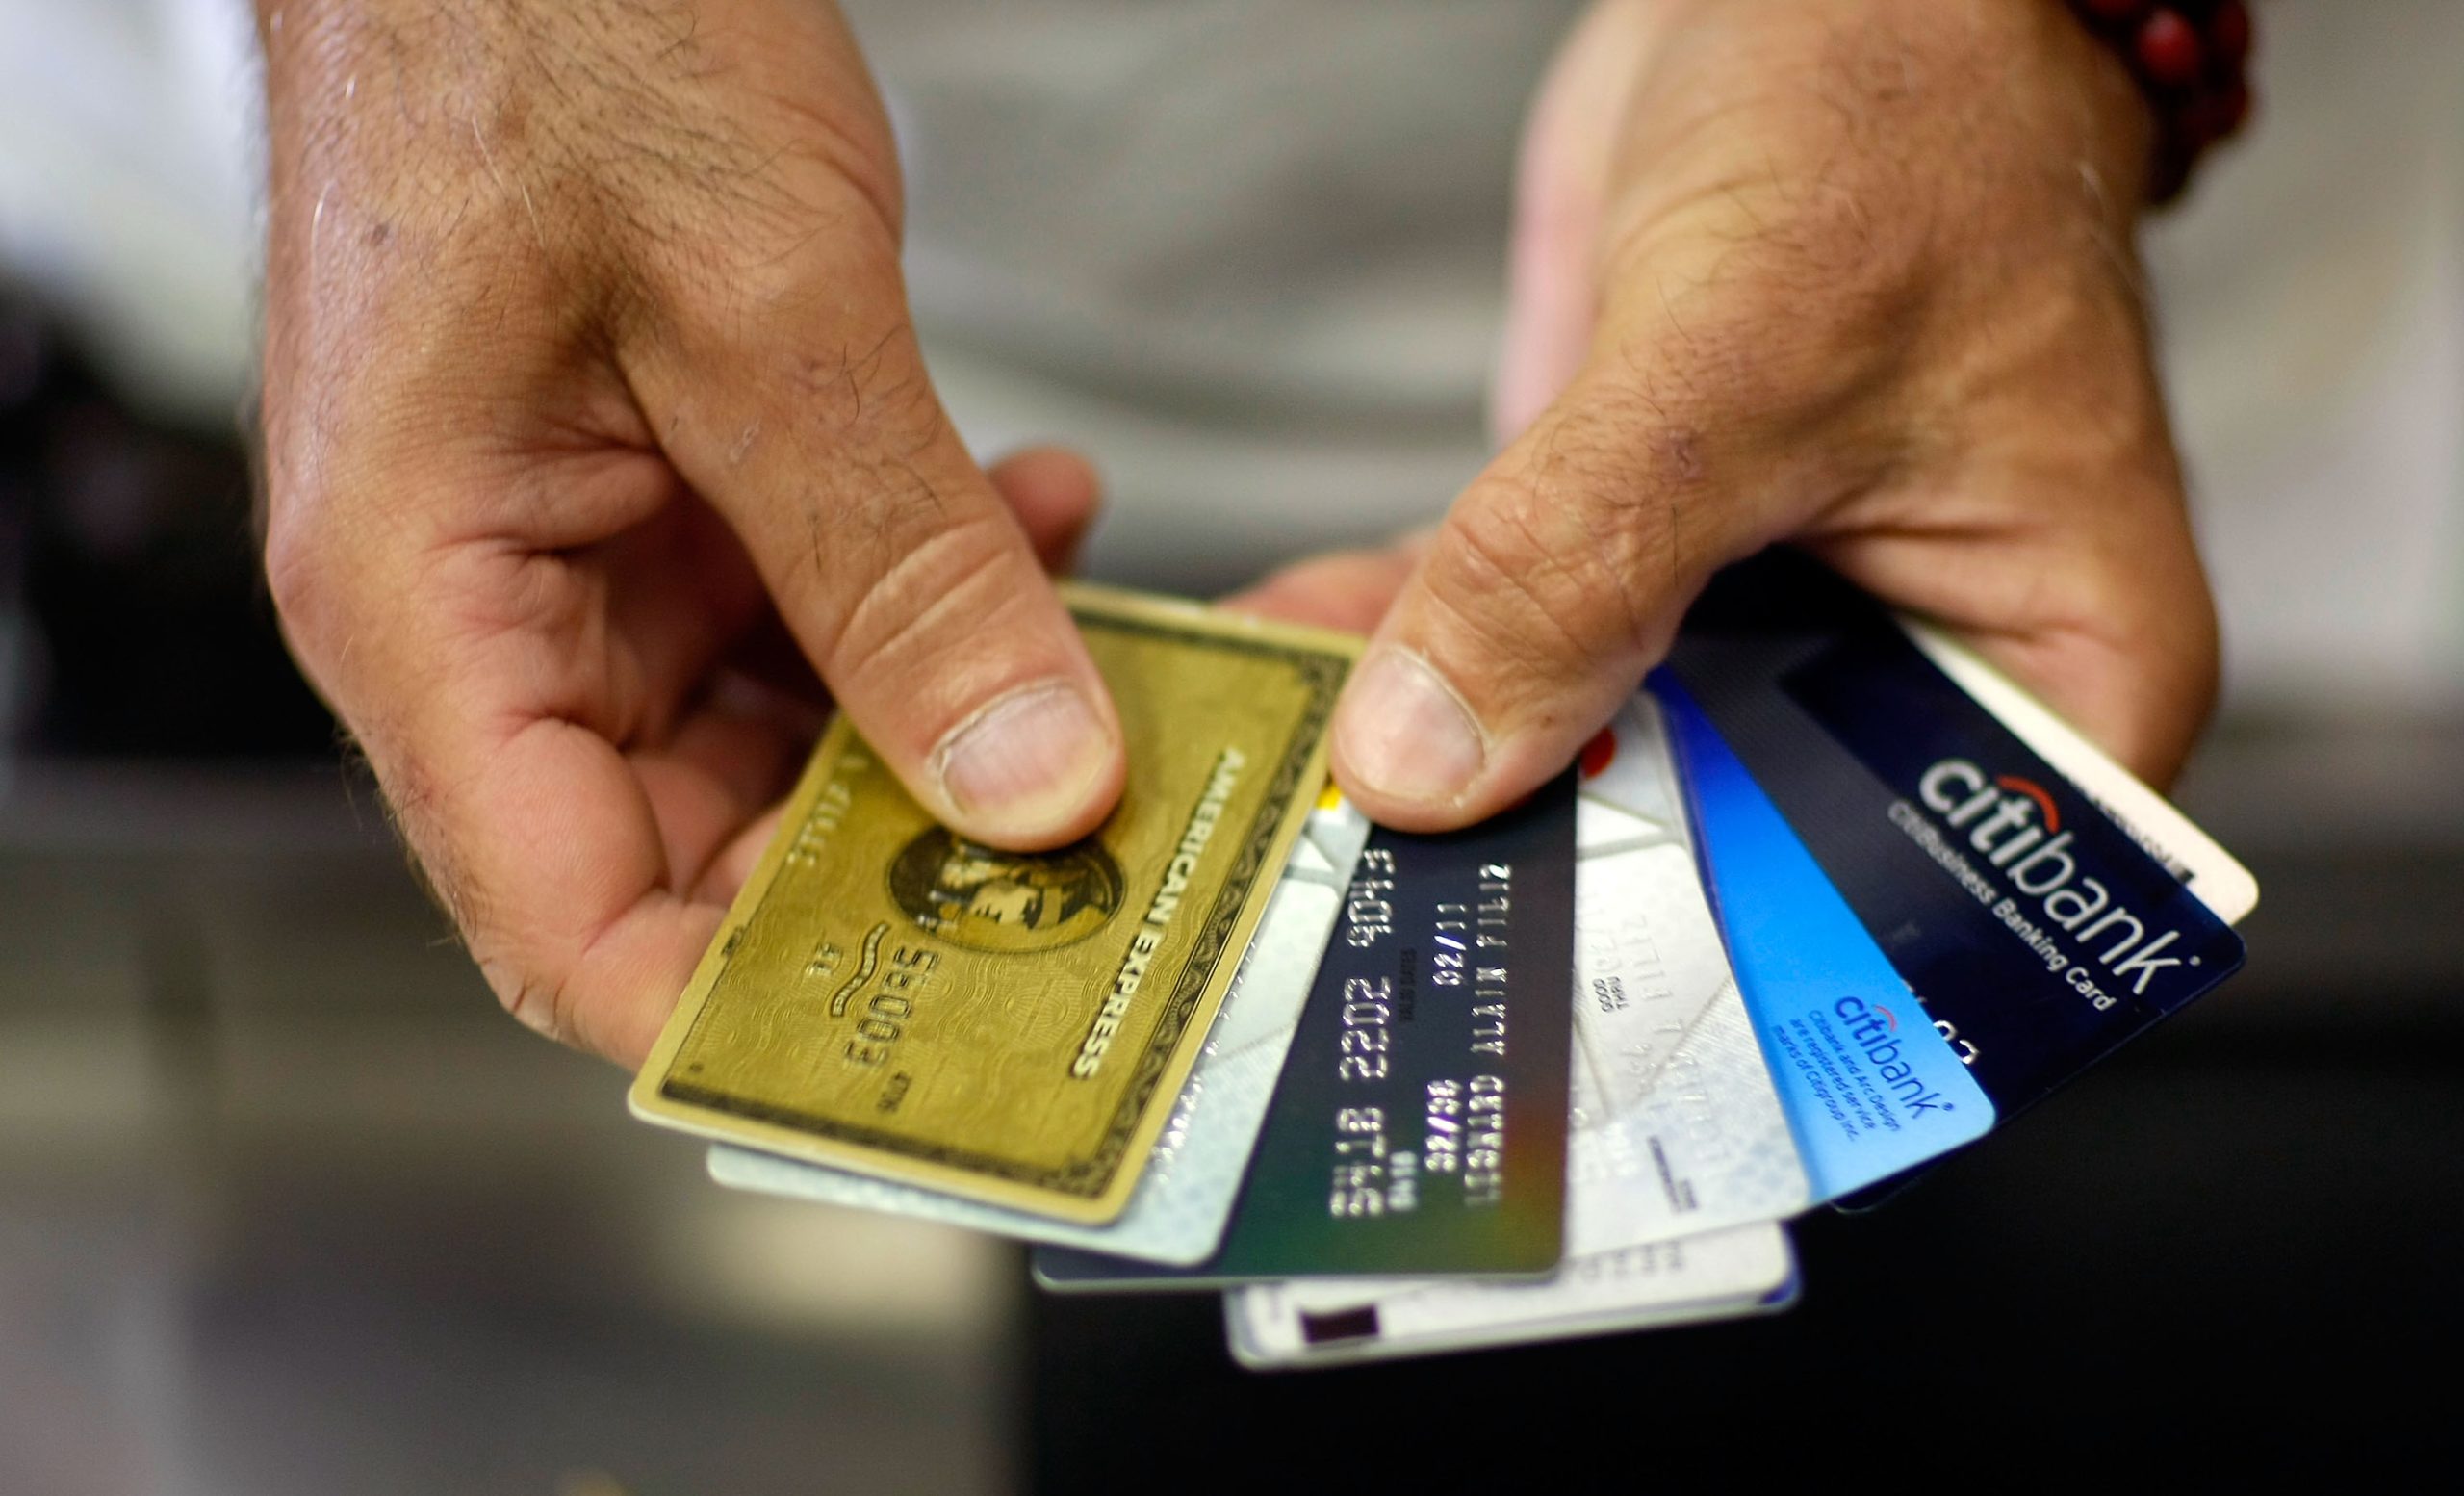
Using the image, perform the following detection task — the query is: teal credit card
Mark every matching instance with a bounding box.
[1037,775,1578,1290]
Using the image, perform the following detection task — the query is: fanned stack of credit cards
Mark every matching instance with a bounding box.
[630,556,2258,1370]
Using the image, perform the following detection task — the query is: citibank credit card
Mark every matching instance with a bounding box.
[1652,552,2255,1204]
[1038,775,1578,1289]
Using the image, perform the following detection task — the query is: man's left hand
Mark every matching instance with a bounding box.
[1232,0,2220,824]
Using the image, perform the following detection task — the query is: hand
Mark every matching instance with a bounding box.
[258,0,1124,1065]
[1233,0,2219,823]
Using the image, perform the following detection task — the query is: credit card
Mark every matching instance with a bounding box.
[1223,1223,1797,1369]
[1562,699,1810,1251]
[1655,680,1995,1200]
[1656,551,2256,1200]
[629,586,1358,1223]
[701,795,1372,1265]
[1215,708,1808,1366]
[1036,774,1579,1286]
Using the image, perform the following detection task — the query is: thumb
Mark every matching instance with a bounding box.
[1329,368,1786,831]
[637,300,1123,851]
[986,446,1104,576]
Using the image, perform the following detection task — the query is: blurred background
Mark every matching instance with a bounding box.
[2,1,2457,1491]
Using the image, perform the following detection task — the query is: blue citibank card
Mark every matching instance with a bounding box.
[1651,553,2257,1205]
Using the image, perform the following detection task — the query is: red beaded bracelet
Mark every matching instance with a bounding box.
[2066,0,2255,202]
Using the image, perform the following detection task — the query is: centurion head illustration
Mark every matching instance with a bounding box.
[888,828,1124,954]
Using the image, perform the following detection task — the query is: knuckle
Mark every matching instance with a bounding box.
[1462,436,1694,668]
[826,511,1040,713]
[633,169,906,372]
[1533,397,1695,593]
[1429,494,1630,685]
[620,58,902,276]
[262,503,362,686]
[263,490,439,707]
[262,512,325,629]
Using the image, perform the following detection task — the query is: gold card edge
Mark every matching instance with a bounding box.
[1056,580,1370,659]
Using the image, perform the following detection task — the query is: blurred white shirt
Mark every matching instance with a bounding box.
[2,0,2455,714]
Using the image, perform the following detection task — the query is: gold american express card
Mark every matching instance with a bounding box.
[629,586,1358,1223]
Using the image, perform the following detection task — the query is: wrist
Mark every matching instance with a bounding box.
[1652,0,2162,226]
[1911,0,2167,224]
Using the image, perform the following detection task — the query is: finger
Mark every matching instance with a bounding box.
[375,697,723,1069]
[631,270,1123,852]
[1220,532,1432,634]
[1494,0,1668,446]
[1965,597,2218,790]
[1328,368,1786,832]
[442,441,1100,1060]
[695,804,789,908]
[986,446,1103,575]
[371,605,811,1069]
[629,697,808,897]
[1810,468,2219,788]
[713,446,1099,711]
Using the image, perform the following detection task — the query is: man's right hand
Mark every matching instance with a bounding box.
[258,0,1124,1066]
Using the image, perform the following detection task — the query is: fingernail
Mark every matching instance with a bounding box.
[935,682,1116,839]
[1336,648,1486,806]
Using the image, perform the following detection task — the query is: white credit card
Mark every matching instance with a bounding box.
[1566,698,1810,1251]
[1225,1223,1796,1369]
[706,796,1370,1265]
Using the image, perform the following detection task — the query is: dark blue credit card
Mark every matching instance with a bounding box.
[1656,551,2250,1199]
[1037,774,1578,1289]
